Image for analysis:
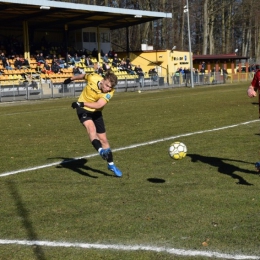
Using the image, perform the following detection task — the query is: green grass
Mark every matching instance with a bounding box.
[0,83,260,259]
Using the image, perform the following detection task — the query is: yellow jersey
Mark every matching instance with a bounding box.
[78,73,115,112]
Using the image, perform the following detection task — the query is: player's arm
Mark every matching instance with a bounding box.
[247,85,257,98]
[71,98,107,109]
[247,70,259,98]
[64,74,85,84]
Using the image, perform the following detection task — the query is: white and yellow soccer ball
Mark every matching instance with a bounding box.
[169,142,187,160]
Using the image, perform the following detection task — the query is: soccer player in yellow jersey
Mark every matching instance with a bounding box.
[64,71,122,177]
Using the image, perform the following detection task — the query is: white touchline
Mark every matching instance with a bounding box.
[0,239,258,259]
[0,119,259,178]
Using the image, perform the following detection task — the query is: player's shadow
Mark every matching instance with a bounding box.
[188,153,257,186]
[49,157,113,178]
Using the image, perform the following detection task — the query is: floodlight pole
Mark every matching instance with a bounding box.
[184,0,194,88]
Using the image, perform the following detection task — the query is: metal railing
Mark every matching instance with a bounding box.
[0,72,252,102]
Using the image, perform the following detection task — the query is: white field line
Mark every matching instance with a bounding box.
[0,119,259,178]
[1,120,260,259]
[0,239,259,259]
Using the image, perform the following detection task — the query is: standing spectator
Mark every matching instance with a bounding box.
[92,48,98,60]
[201,61,206,73]
[135,65,145,90]
[63,71,122,177]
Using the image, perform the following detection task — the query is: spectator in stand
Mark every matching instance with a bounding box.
[51,60,61,74]
[21,57,30,68]
[1,53,13,70]
[93,62,103,75]
[0,52,5,62]
[67,54,75,66]
[102,53,109,63]
[149,67,158,81]
[200,61,206,73]
[42,61,52,74]
[92,48,98,60]
[118,60,127,71]
[56,57,66,69]
[112,53,120,67]
[74,53,81,64]
[85,56,94,67]
[73,64,82,75]
[36,52,46,64]
[135,65,145,90]
[14,56,23,69]
[108,50,114,59]
[102,62,110,72]
[126,60,135,75]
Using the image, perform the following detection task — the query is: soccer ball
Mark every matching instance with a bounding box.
[169,142,187,160]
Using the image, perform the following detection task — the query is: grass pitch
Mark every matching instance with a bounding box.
[0,83,260,260]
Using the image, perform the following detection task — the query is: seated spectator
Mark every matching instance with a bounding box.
[126,61,135,75]
[102,62,110,72]
[73,65,82,75]
[74,53,81,64]
[41,61,52,74]
[51,61,61,73]
[1,53,13,70]
[108,49,114,59]
[21,57,30,68]
[55,57,66,69]
[14,56,23,69]
[93,62,103,75]
[36,52,46,64]
[118,60,127,71]
[112,53,120,67]
[84,56,94,67]
[149,67,158,81]
[67,54,75,66]
[102,53,109,63]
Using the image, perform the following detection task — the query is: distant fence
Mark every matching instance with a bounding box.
[0,72,252,102]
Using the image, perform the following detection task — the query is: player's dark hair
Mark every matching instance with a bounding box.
[104,71,118,88]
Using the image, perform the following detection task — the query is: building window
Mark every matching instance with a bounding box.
[100,32,110,43]
[83,32,96,42]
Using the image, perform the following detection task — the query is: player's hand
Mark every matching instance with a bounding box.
[64,78,72,84]
[71,102,84,109]
[247,87,257,98]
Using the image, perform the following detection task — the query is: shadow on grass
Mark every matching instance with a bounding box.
[188,153,257,186]
[7,180,46,260]
[147,178,166,183]
[49,157,113,178]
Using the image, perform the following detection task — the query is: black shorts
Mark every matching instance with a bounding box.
[76,107,106,134]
